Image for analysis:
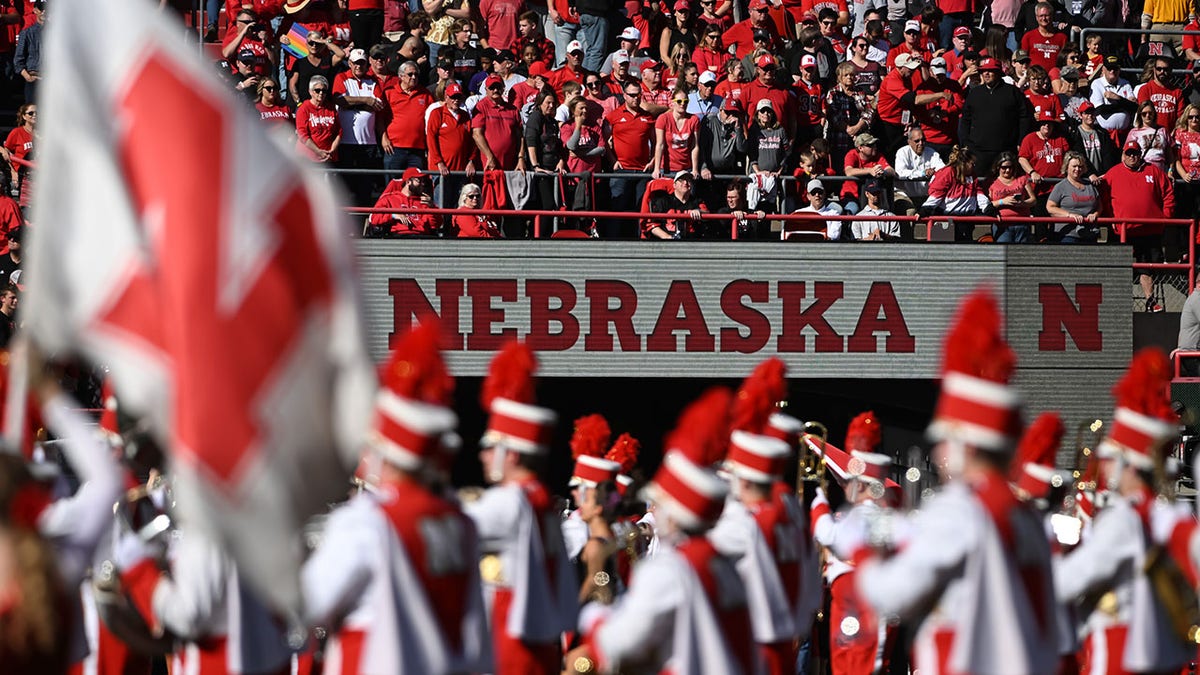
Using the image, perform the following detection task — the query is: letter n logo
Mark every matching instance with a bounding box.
[1038,283,1102,351]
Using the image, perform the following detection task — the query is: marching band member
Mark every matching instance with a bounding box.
[1055,348,1194,674]
[709,428,800,674]
[572,388,754,675]
[846,289,1059,674]
[1009,412,1083,671]
[710,357,812,674]
[462,340,577,675]
[565,415,623,605]
[563,414,614,564]
[811,412,896,675]
[0,350,123,674]
[300,322,490,674]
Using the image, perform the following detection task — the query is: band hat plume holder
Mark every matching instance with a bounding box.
[1097,406,1177,470]
[643,451,729,531]
[373,390,459,471]
[570,455,622,488]
[482,397,557,454]
[725,430,791,483]
[928,371,1022,452]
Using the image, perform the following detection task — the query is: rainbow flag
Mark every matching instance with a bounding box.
[280,23,310,59]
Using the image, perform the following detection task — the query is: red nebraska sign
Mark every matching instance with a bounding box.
[356,243,1132,380]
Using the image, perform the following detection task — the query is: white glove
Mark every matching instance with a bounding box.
[829,506,869,560]
[811,486,829,511]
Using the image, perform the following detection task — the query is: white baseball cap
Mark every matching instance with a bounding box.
[930,56,947,74]
[699,70,717,84]
[904,19,921,33]
[567,39,584,54]
[619,26,641,42]
[613,49,631,64]
[807,179,825,193]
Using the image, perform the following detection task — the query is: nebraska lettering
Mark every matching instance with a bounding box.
[389,278,916,354]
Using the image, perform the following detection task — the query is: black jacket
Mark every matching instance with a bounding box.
[962,81,1032,152]
[1065,122,1120,175]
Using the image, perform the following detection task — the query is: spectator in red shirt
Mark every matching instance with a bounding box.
[638,60,672,115]
[886,19,932,77]
[1103,139,1175,311]
[915,57,964,156]
[427,81,477,202]
[793,54,825,146]
[1024,65,1063,121]
[451,183,502,237]
[653,89,702,178]
[1,104,32,210]
[1137,56,1183,131]
[517,11,555,68]
[723,0,781,59]
[367,167,441,237]
[1019,2,1067,73]
[878,53,946,159]
[739,53,799,139]
[606,80,658,236]
[691,24,727,78]
[842,132,895,212]
[987,151,1036,242]
[473,74,526,170]
[255,79,294,130]
[1018,109,1070,200]
[295,76,341,163]
[222,10,275,78]
[381,60,435,174]
[480,0,524,52]
[550,40,586,97]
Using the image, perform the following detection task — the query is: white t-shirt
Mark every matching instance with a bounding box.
[851,205,900,240]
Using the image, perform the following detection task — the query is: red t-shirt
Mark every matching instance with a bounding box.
[691,46,726,77]
[472,97,523,169]
[800,0,849,16]
[1185,19,1200,55]
[549,64,584,98]
[915,78,964,145]
[1102,161,1174,236]
[723,19,780,59]
[1020,29,1067,72]
[1137,80,1183,131]
[256,103,293,128]
[655,112,701,173]
[1026,90,1064,121]
[938,0,977,15]
[426,106,475,171]
[480,0,523,52]
[605,106,657,168]
[295,100,339,161]
[988,175,1032,217]
[1018,132,1069,179]
[348,0,384,9]
[715,79,746,106]
[738,80,795,121]
[453,214,502,238]
[886,44,932,82]
[841,149,891,200]
[876,69,915,125]
[381,83,435,148]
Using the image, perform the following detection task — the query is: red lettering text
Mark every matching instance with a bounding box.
[526,279,580,351]
[848,282,916,353]
[388,278,465,350]
[584,280,641,351]
[466,279,518,350]
[777,281,844,352]
[1038,283,1103,351]
[647,280,716,352]
[720,280,771,353]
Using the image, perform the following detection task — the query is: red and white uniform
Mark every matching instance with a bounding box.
[710,494,807,674]
[586,536,755,675]
[812,493,891,675]
[1055,489,1194,674]
[302,482,490,674]
[463,477,577,675]
[121,529,292,675]
[75,582,153,675]
[856,472,1059,675]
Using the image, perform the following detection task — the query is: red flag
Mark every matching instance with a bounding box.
[24,0,376,613]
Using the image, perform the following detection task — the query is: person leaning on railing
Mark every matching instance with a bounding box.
[644,170,708,240]
[919,145,994,242]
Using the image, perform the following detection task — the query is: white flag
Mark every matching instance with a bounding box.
[24,0,376,613]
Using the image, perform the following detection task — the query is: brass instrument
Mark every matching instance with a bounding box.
[1073,419,1103,494]
[799,420,829,489]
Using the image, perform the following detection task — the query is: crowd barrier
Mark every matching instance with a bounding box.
[347,205,1197,291]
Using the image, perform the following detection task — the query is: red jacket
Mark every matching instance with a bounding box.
[368,189,440,235]
[1102,161,1174,237]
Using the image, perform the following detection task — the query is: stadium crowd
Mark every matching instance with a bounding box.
[168,0,1197,250]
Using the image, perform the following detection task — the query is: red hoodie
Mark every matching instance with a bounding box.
[1102,160,1174,237]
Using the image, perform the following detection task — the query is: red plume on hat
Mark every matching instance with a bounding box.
[929,289,1021,451]
[571,414,612,460]
[731,357,788,433]
[1012,412,1065,498]
[665,387,733,468]
[1100,347,1177,469]
[845,411,881,453]
[382,321,453,406]
[607,433,641,474]
[480,340,537,410]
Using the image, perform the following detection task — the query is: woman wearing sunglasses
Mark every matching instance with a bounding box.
[652,88,701,179]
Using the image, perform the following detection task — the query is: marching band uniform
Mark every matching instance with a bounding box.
[301,322,490,675]
[579,388,755,675]
[1055,349,1193,675]
[709,429,802,675]
[850,290,1059,675]
[463,341,577,675]
[810,413,895,675]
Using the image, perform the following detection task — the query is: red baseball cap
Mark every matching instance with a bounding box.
[674,0,691,10]
[756,53,776,68]
[978,57,1001,71]
[749,0,769,8]
[641,59,663,70]
[953,26,971,38]
[484,74,504,89]
[528,61,549,77]
[444,82,464,97]
[1124,139,1143,152]
[402,167,424,182]
[1077,100,1095,114]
